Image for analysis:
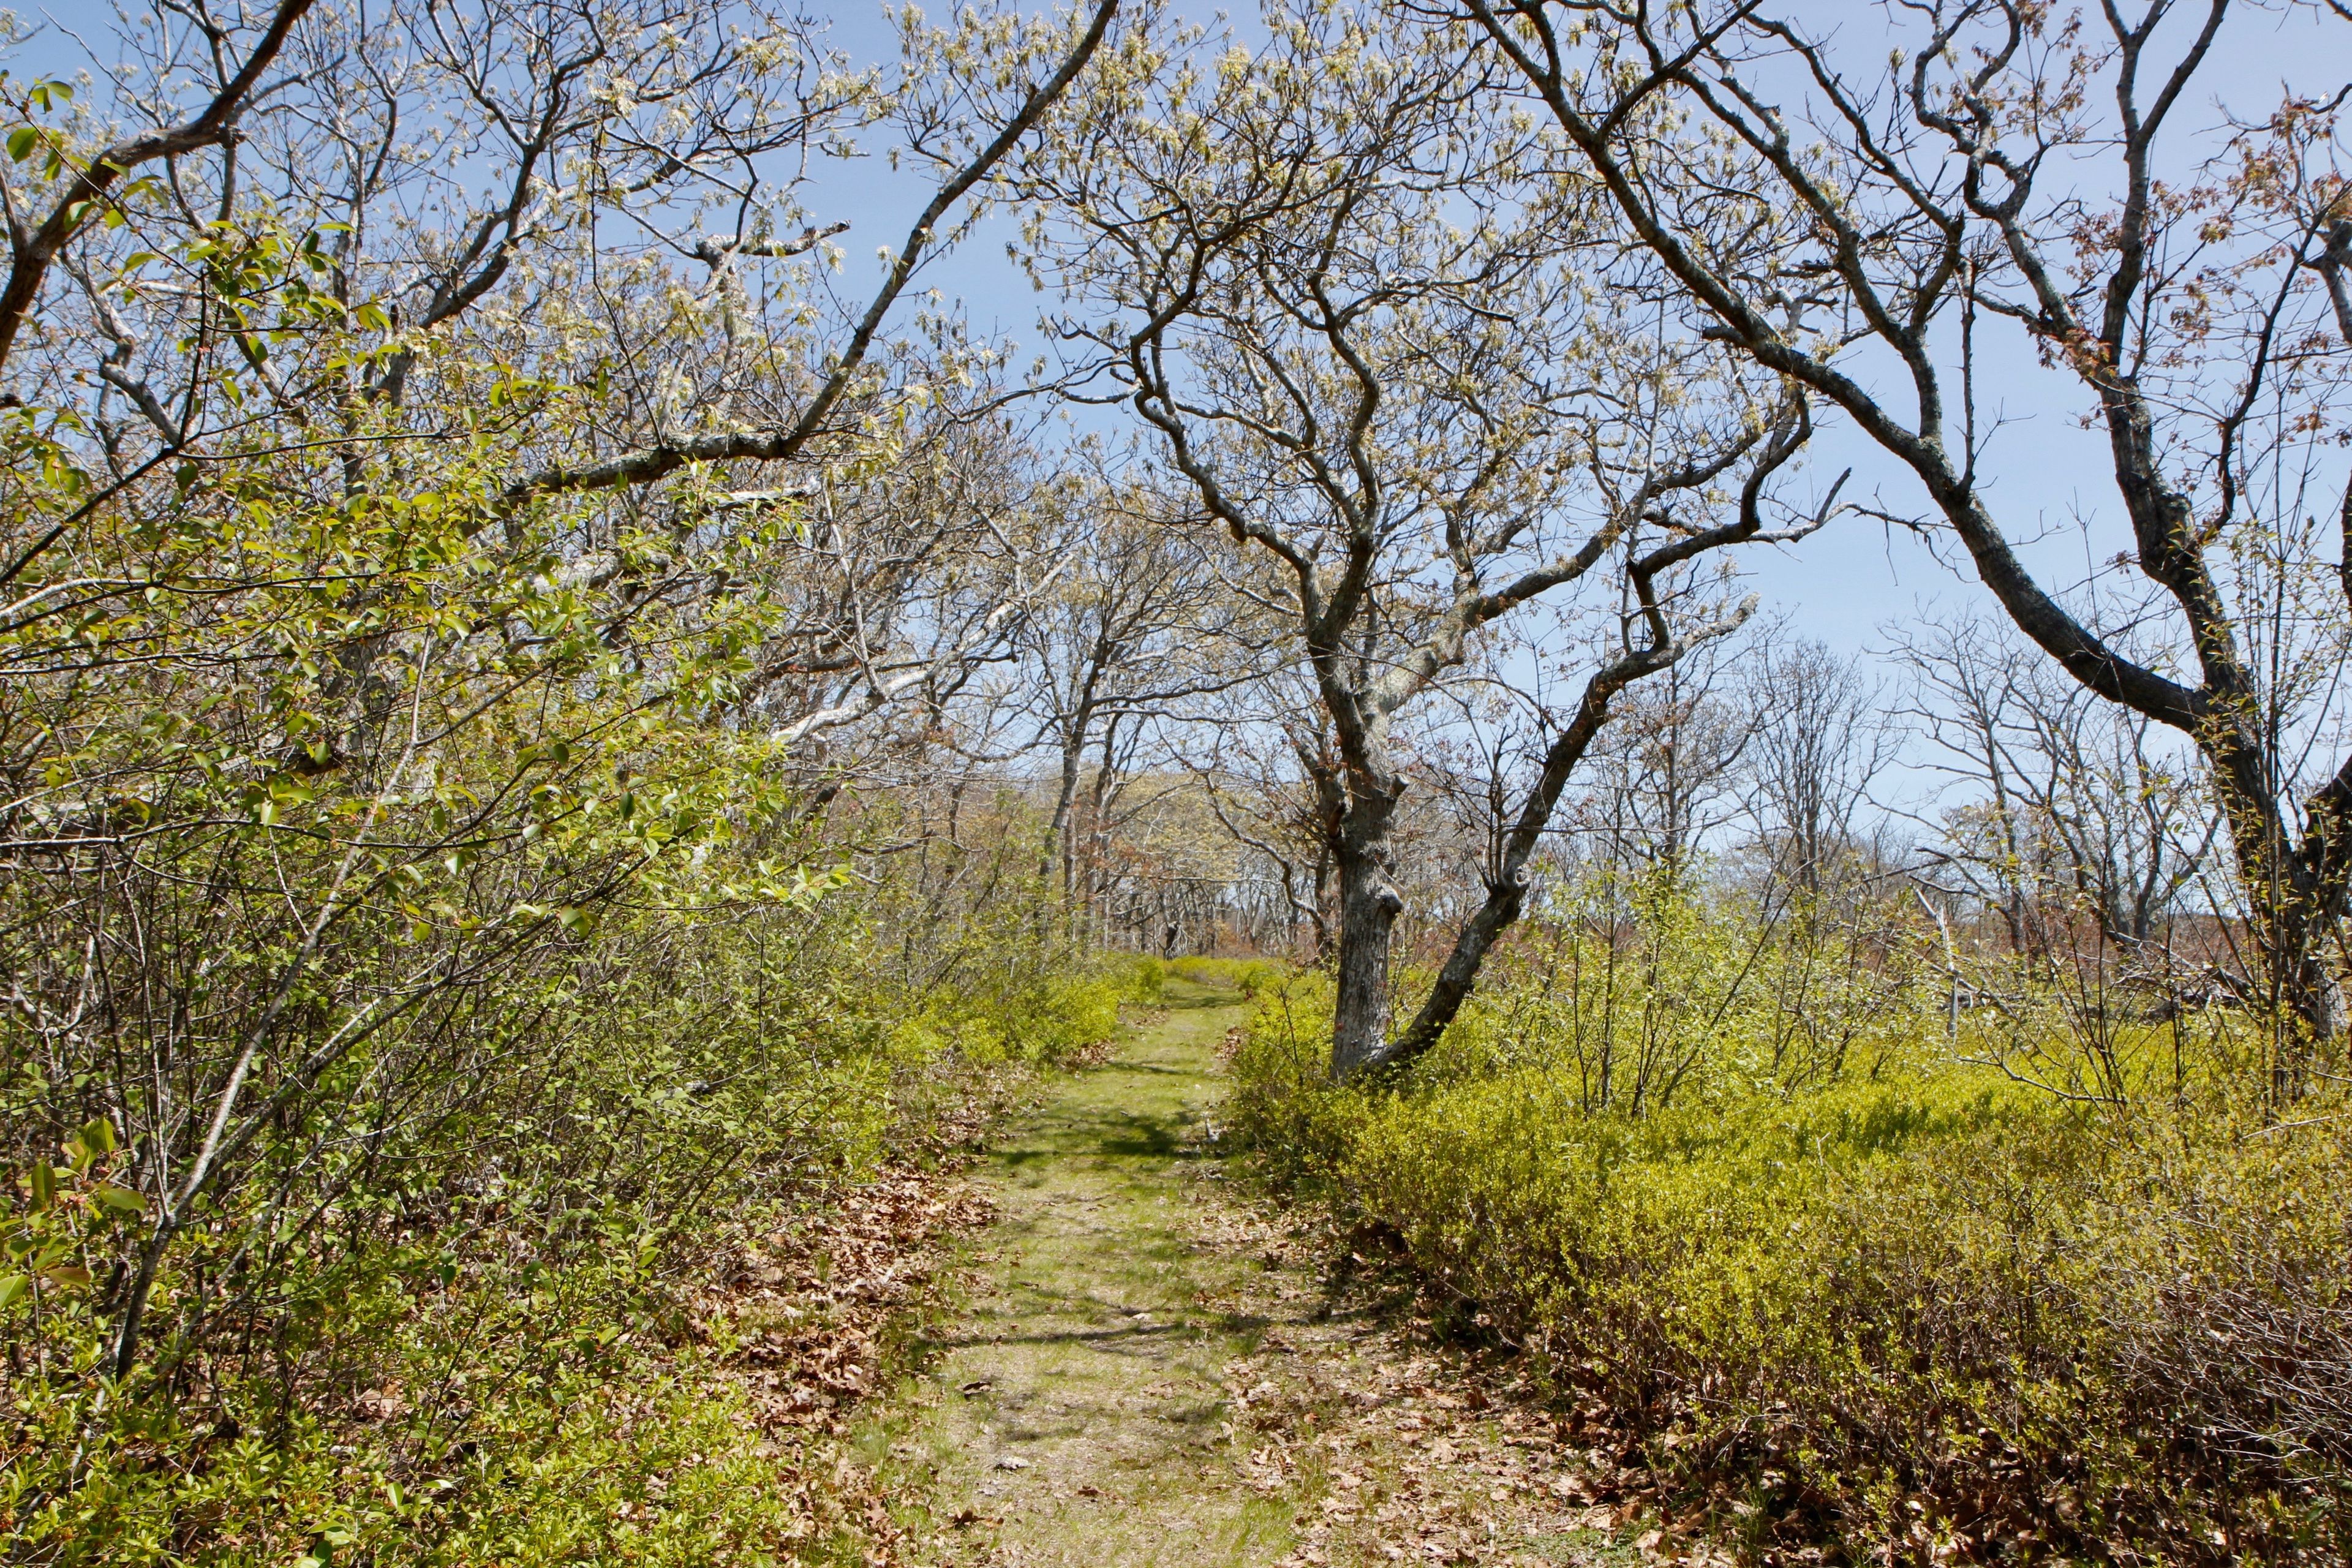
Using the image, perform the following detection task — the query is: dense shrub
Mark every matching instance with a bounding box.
[1228,892,2352,1564]
[1,837,1118,1566]
[1128,956,1169,1004]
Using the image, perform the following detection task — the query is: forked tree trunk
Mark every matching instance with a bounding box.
[1366,654,1651,1074]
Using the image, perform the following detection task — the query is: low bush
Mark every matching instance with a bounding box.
[2,1240,842,1567]
[1228,892,2352,1564]
[904,970,1128,1066]
[2,842,1118,1566]
[1126,956,1169,1004]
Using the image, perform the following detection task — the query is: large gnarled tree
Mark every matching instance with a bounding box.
[1461,0,2352,1095]
[1024,1,1830,1074]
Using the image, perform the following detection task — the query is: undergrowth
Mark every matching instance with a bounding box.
[2,867,1152,1566]
[1227,892,2352,1566]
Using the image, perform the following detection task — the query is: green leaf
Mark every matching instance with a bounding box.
[0,1275,25,1310]
[27,1161,54,1209]
[93,1184,147,1215]
[41,1265,92,1290]
[6,127,36,162]
[80,1116,116,1155]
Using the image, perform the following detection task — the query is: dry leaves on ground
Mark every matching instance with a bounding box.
[1189,1174,1741,1568]
[652,1063,1044,1559]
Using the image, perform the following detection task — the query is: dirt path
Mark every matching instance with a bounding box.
[854,984,1653,1568]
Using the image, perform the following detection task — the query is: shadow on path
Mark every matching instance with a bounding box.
[858,984,1305,1566]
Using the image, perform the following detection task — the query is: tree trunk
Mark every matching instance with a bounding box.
[1384,871,1528,1070]
[1309,843,1333,963]
[1079,722,1123,953]
[1329,833,1404,1077]
[1369,658,1644,1072]
[2248,861,2346,1100]
[1044,722,1087,942]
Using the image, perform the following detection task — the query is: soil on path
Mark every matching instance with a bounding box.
[853,982,1656,1568]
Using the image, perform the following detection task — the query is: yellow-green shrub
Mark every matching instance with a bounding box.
[913,970,1125,1065]
[1127,955,1169,1003]
[1223,973,1370,1183]
[1,836,1115,1565]
[1227,896,2352,1562]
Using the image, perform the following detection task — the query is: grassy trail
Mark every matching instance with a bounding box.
[869,979,1290,1564]
[855,982,1631,1568]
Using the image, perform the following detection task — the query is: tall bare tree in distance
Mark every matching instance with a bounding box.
[1016,469,1238,924]
[1898,610,2220,965]
[1747,637,1894,900]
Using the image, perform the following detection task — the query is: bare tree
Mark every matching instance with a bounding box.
[1182,672,1349,962]
[1022,1,1830,1074]
[1460,0,2352,1093]
[1570,630,1758,887]
[1746,636,1894,900]
[1015,469,1237,922]
[1898,609,2220,964]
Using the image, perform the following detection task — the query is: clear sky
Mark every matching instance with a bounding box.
[19,0,2351,723]
[787,2,2348,660]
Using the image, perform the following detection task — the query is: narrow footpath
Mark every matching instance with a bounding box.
[853,982,1653,1568]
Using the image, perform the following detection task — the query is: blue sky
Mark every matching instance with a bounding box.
[20,0,2349,696]
[797,2,2348,659]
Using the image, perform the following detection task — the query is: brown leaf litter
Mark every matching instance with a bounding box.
[657,1061,1044,1561]
[1190,1172,1729,1568]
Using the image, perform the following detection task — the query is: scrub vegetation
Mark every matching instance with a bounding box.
[1231,880,2352,1563]
[6,1,2351,1564]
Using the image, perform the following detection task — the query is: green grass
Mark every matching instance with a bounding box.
[848,975,1678,1567]
[858,987,1313,1566]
